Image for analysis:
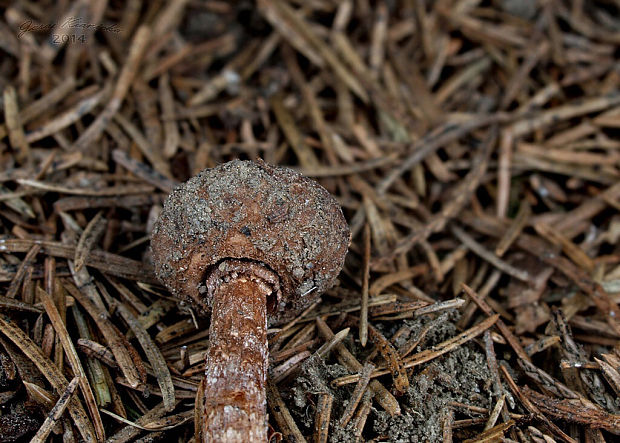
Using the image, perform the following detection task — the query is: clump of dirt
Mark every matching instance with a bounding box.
[372,345,491,442]
[287,355,350,429]
[283,310,498,441]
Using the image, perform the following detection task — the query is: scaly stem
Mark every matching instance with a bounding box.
[201,263,273,442]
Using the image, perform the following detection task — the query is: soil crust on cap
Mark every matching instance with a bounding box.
[151,160,350,325]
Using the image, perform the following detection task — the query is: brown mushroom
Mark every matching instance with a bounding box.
[151,159,350,441]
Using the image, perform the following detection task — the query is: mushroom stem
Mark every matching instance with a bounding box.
[202,263,274,442]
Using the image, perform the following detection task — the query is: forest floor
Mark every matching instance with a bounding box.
[1,1,619,442]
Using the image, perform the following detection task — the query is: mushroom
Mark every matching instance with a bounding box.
[150,159,350,441]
